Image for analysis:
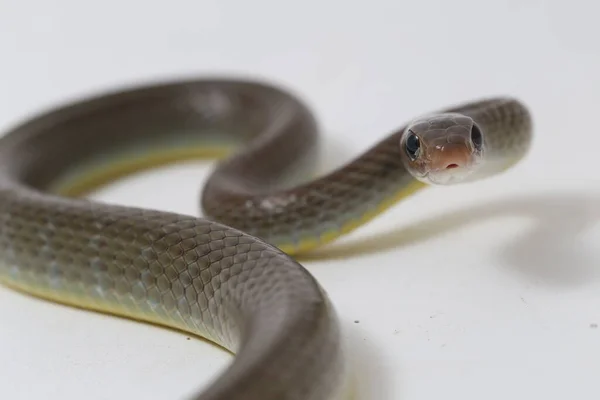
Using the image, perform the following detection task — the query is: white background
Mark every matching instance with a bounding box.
[1,1,599,399]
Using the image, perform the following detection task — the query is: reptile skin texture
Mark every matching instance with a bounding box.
[0,78,532,400]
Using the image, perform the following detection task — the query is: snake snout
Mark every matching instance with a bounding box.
[431,144,471,172]
[423,142,480,185]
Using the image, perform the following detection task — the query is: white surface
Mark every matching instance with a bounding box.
[1,1,599,399]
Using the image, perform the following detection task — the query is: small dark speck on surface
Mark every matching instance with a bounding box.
[354,320,359,324]
[590,323,598,329]
[186,337,191,340]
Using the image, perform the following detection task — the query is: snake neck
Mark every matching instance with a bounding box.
[201,132,425,254]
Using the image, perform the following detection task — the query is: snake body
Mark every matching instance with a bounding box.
[0,79,532,399]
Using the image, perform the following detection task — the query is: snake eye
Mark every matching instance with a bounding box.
[404,131,420,160]
[471,124,483,150]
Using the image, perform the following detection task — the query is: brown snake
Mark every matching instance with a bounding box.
[0,78,532,399]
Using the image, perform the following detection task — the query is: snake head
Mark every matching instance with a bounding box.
[399,112,485,185]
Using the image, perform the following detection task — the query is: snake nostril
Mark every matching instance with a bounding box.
[446,163,459,169]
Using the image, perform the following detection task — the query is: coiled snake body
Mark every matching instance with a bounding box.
[0,79,532,399]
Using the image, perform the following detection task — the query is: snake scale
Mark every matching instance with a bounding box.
[0,78,532,399]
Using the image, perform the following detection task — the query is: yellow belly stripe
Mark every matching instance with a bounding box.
[52,146,234,197]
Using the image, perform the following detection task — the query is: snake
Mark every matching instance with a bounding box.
[0,78,532,400]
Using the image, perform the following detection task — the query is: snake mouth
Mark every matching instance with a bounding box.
[423,158,478,185]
